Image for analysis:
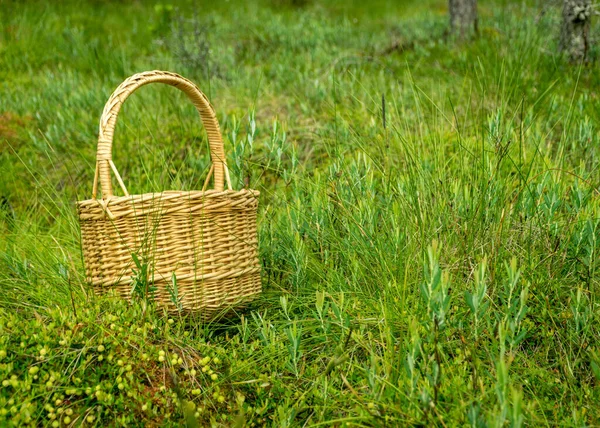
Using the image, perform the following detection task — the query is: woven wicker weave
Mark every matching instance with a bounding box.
[77,70,261,317]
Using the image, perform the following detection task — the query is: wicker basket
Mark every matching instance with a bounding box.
[77,70,261,317]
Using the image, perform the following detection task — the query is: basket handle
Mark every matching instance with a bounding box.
[93,70,230,199]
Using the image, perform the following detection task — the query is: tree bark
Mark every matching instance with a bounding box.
[449,0,478,37]
[560,0,592,61]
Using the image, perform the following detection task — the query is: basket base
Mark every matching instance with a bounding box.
[92,271,261,320]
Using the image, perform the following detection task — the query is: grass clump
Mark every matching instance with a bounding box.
[1,0,600,426]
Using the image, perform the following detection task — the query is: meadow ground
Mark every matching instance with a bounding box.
[1,0,599,426]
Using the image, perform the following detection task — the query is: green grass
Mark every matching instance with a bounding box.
[1,0,600,426]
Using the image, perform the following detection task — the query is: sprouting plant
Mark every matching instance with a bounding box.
[267,119,287,173]
[492,300,525,427]
[568,218,599,290]
[329,292,350,330]
[285,320,303,377]
[166,272,183,312]
[419,241,451,411]
[130,253,157,320]
[228,110,259,188]
[252,311,276,348]
[57,261,77,318]
[499,258,529,354]
[403,318,422,399]
[282,143,299,186]
[510,387,524,428]
[323,320,353,379]
[464,258,490,392]
[570,288,591,339]
[494,322,509,426]
[465,258,489,342]
[229,115,244,187]
[565,287,595,380]
[314,290,330,337]
[246,109,256,155]
[289,231,308,292]
[275,401,298,428]
[421,242,450,330]
[280,295,291,321]
[237,314,250,345]
[580,219,598,289]
[130,253,151,300]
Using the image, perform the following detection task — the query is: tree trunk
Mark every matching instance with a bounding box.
[560,0,592,61]
[449,0,478,37]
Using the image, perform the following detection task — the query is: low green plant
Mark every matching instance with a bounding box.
[1,0,600,426]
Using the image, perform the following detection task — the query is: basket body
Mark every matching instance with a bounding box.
[78,189,260,316]
[77,70,262,317]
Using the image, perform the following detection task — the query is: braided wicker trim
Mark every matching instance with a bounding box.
[78,189,259,220]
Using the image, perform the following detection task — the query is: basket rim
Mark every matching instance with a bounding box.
[77,188,260,207]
